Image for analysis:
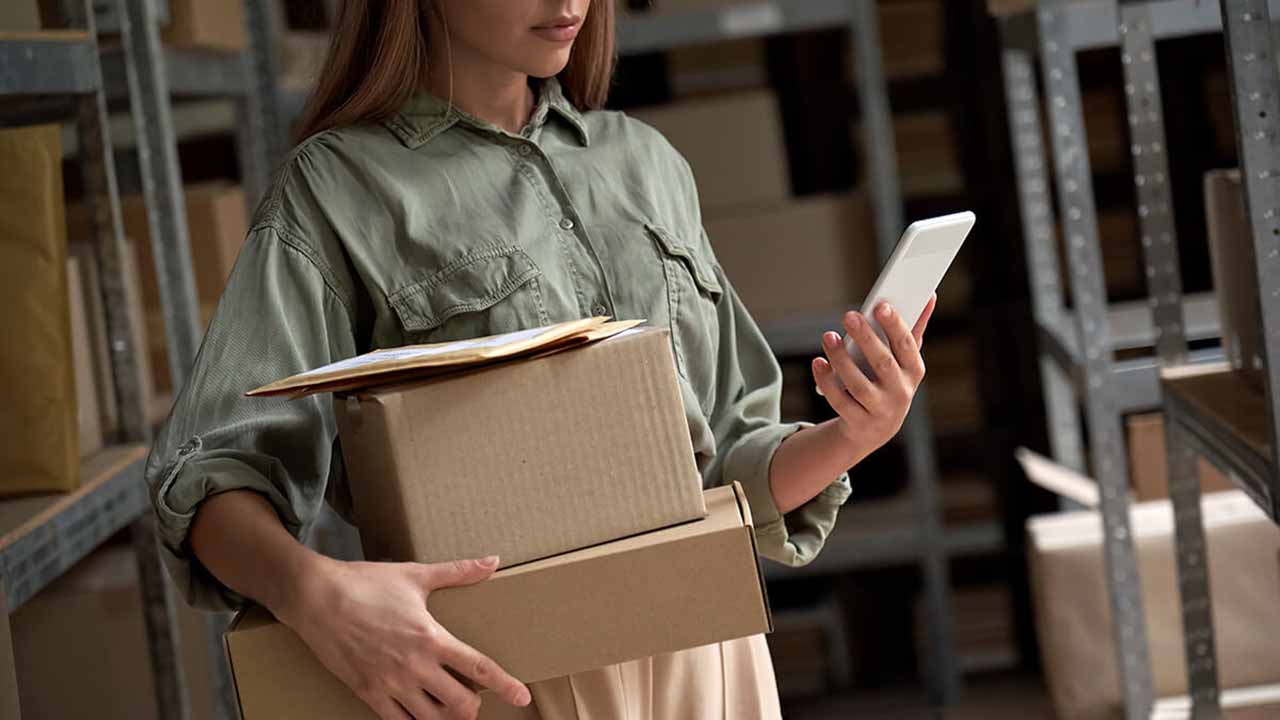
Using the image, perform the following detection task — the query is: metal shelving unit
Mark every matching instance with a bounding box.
[622,0,961,704]
[0,9,186,719]
[995,1,1279,718]
[103,1,285,718]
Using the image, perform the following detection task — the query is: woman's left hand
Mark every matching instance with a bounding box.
[812,295,936,455]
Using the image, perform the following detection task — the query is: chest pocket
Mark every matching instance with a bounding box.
[388,244,551,344]
[647,224,723,411]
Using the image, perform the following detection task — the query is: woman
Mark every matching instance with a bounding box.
[145,1,935,718]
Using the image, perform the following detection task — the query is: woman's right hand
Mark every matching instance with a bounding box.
[279,553,532,720]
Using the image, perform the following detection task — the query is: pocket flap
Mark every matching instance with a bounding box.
[388,245,541,333]
[646,224,723,297]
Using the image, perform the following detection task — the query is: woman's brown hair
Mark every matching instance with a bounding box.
[293,1,616,143]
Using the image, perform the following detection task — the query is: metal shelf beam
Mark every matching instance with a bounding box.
[0,446,149,611]
[617,0,854,54]
[1001,0,1280,52]
[101,45,247,98]
[0,34,99,96]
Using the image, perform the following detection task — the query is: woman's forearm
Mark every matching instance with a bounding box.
[768,419,869,515]
[189,490,328,622]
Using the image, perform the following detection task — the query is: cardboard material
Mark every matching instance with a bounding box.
[68,182,247,392]
[631,90,790,214]
[334,326,706,568]
[11,544,220,720]
[669,38,766,96]
[67,257,102,458]
[1126,412,1234,501]
[0,124,78,496]
[874,111,962,198]
[224,484,772,719]
[67,242,119,433]
[280,31,331,92]
[1025,472,1280,718]
[705,193,875,327]
[0,0,40,31]
[1205,169,1264,385]
[162,0,246,50]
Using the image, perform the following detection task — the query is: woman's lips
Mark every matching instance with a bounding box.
[531,18,581,43]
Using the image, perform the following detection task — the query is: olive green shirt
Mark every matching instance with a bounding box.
[146,79,852,610]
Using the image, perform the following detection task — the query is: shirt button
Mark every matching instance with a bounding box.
[517,144,533,156]
[592,304,608,316]
[559,217,575,231]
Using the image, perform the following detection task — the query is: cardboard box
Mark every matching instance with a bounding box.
[68,182,248,392]
[669,38,767,96]
[1027,490,1280,719]
[882,0,945,80]
[12,545,221,720]
[924,335,983,437]
[1058,207,1147,300]
[1205,170,1265,385]
[224,484,772,719]
[704,193,875,327]
[280,31,330,92]
[0,124,78,496]
[67,257,103,458]
[162,0,246,51]
[0,0,40,30]
[1126,412,1234,502]
[335,326,707,568]
[861,111,962,198]
[67,242,119,433]
[631,90,790,214]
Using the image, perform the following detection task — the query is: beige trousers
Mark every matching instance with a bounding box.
[480,635,782,720]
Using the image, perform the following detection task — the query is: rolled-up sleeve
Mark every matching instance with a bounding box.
[701,261,852,567]
[144,225,357,610]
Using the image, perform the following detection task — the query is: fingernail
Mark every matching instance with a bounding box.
[813,357,827,373]
[479,555,499,568]
[847,313,862,330]
[878,304,892,319]
[822,331,839,348]
[516,687,532,706]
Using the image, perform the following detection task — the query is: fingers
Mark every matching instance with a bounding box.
[912,295,936,347]
[366,697,414,720]
[393,691,442,720]
[812,357,868,421]
[846,310,899,384]
[420,556,499,591]
[876,303,925,383]
[437,631,531,708]
[820,331,878,410]
[422,667,482,719]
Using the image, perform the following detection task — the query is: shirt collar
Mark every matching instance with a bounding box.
[384,77,590,149]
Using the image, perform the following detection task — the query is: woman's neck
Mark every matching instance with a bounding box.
[426,44,535,134]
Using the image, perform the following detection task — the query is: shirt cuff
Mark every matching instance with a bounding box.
[150,438,306,611]
[725,422,853,567]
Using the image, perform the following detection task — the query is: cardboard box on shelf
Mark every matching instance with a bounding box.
[917,585,1017,674]
[1126,412,1234,502]
[705,192,875,327]
[67,257,103,458]
[1057,207,1147,300]
[668,37,767,96]
[1023,458,1280,720]
[0,124,78,496]
[881,0,945,80]
[224,483,771,720]
[332,325,707,568]
[0,0,40,30]
[162,0,246,51]
[924,335,983,437]
[67,243,119,433]
[861,111,962,198]
[280,31,330,92]
[11,544,221,720]
[631,90,790,215]
[68,182,248,392]
[1205,169,1265,386]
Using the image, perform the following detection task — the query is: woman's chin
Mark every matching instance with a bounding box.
[523,54,573,80]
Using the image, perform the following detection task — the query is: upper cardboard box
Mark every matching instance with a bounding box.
[249,317,641,398]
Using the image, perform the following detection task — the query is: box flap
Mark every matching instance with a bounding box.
[247,318,642,398]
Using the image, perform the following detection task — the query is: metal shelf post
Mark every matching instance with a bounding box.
[1038,1,1156,715]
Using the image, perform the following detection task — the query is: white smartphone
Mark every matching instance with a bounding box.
[842,211,976,379]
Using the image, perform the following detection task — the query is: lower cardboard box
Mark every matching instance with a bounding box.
[224,483,771,719]
[1027,490,1280,719]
